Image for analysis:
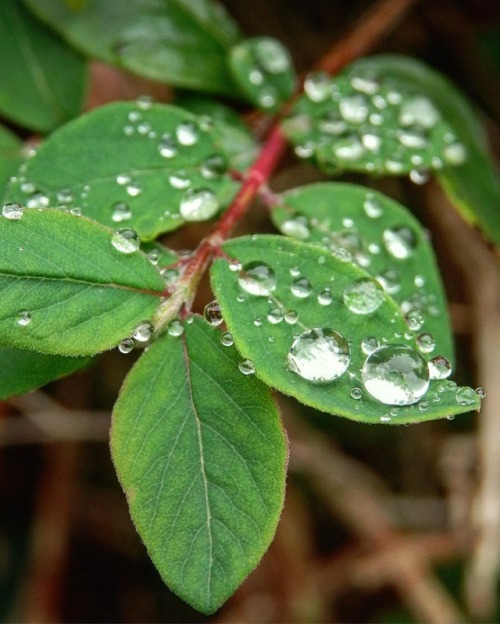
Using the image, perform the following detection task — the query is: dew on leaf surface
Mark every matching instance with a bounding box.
[343,278,384,315]
[339,95,369,124]
[111,202,132,223]
[16,310,32,326]
[126,181,142,197]
[303,71,331,102]
[118,338,134,354]
[204,301,224,326]
[2,202,24,220]
[200,154,227,179]
[267,308,284,324]
[416,332,436,354]
[409,169,429,185]
[111,228,140,254]
[361,336,379,355]
[287,328,351,384]
[428,355,452,380]
[363,195,383,218]
[176,121,199,146]
[167,320,184,337]
[404,308,425,331]
[56,188,74,203]
[281,214,310,240]
[455,386,476,406]
[20,181,36,194]
[318,289,332,306]
[133,321,154,342]
[238,262,277,297]
[221,332,234,347]
[383,226,417,259]
[239,359,255,375]
[291,277,312,299]
[284,310,299,325]
[116,173,131,185]
[351,387,363,400]
[443,142,467,165]
[361,344,430,406]
[475,387,486,399]
[253,37,291,74]
[179,188,219,221]
[376,268,401,294]
[169,171,191,189]
[350,73,379,95]
[26,193,49,209]
[158,135,178,158]
[399,96,440,128]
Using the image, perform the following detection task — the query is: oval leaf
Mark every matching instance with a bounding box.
[0,0,86,132]
[0,208,164,355]
[111,316,287,614]
[347,55,500,246]
[0,347,90,399]
[4,102,238,240]
[282,62,467,176]
[228,37,296,113]
[211,235,480,423]
[24,0,242,96]
[270,182,453,360]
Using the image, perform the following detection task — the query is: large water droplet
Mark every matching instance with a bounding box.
[179,188,219,221]
[287,328,351,383]
[221,332,233,347]
[204,300,224,326]
[167,320,184,337]
[133,321,154,342]
[318,289,332,306]
[455,386,476,406]
[176,121,199,146]
[291,277,312,298]
[428,355,452,380]
[126,180,142,197]
[383,226,417,259]
[238,262,277,297]
[416,332,436,353]
[267,308,284,324]
[343,278,384,314]
[239,359,255,375]
[2,202,24,220]
[111,228,140,254]
[16,310,32,326]
[362,344,430,406]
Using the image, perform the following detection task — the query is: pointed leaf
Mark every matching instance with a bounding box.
[0,0,86,132]
[0,347,90,399]
[24,0,242,96]
[4,102,238,240]
[270,182,453,360]
[111,316,287,614]
[346,55,500,246]
[211,235,480,424]
[0,208,164,355]
[0,124,23,192]
[282,61,467,177]
[228,37,296,113]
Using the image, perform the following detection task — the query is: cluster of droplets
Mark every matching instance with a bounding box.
[287,69,467,178]
[118,320,155,354]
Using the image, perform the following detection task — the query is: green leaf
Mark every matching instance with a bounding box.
[0,0,86,133]
[0,208,164,356]
[270,182,453,361]
[4,102,238,240]
[175,94,258,170]
[347,55,500,246]
[0,124,23,192]
[0,348,90,399]
[282,61,468,177]
[211,235,480,424]
[228,37,296,113]
[24,0,242,96]
[111,316,287,614]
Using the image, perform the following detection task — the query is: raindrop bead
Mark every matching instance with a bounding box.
[383,226,417,259]
[284,310,299,325]
[362,344,430,406]
[158,135,178,158]
[167,320,184,337]
[111,228,140,254]
[304,71,331,102]
[26,192,49,208]
[56,188,73,203]
[136,95,153,110]
[179,188,219,222]
[361,336,379,355]
[253,37,291,74]
[176,121,199,146]
[238,262,277,297]
[287,328,351,384]
[201,154,227,179]
[455,386,476,406]
[343,278,384,315]
[116,173,131,185]
[16,310,32,326]
[2,202,24,220]
[239,359,255,375]
[318,289,332,306]
[399,96,440,128]
[443,143,467,165]
[416,332,436,354]
[410,169,429,185]
[204,300,224,326]
[267,308,284,324]
[281,214,310,240]
[475,387,486,399]
[405,308,425,331]
[111,202,132,222]
[339,95,369,124]
[133,321,154,342]
[291,277,312,299]
[428,355,452,380]
[169,170,191,189]
[351,387,363,400]
[363,196,383,219]
[118,338,134,354]
[126,181,142,197]
[221,332,234,347]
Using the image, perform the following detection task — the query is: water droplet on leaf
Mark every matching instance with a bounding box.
[238,262,277,297]
[111,228,140,254]
[176,121,199,146]
[133,321,154,342]
[16,310,32,326]
[291,277,312,298]
[111,202,132,222]
[343,278,384,314]
[304,71,331,102]
[287,328,351,383]
[455,386,476,406]
[416,332,436,353]
[221,332,234,347]
[239,359,255,375]
[383,226,417,259]
[428,355,452,380]
[167,320,184,337]
[118,338,134,354]
[2,202,24,220]
[204,301,224,326]
[179,188,219,221]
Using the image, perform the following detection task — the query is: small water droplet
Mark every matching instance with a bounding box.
[133,321,154,342]
[475,387,486,399]
[281,214,310,240]
[167,320,184,337]
[304,71,331,102]
[200,154,227,179]
[290,266,301,278]
[455,386,476,406]
[443,143,467,165]
[56,188,74,203]
[361,336,379,355]
[26,192,49,209]
[118,338,134,354]
[111,228,140,254]
[363,195,383,218]
[238,262,277,297]
[409,169,429,185]
[20,181,36,194]
[126,181,142,197]
[128,110,141,123]
[339,95,369,124]
[239,359,255,375]
[267,308,284,324]
[116,173,131,185]
[169,170,191,189]
[111,201,132,222]
[318,288,332,306]
[399,96,439,128]
[2,202,24,220]
[179,188,219,221]
[334,136,364,161]
[123,125,134,136]
[291,277,312,299]
[383,226,417,259]
[137,121,151,135]
[343,278,384,314]
[428,355,452,380]
[221,332,234,347]
[229,260,242,272]
[351,387,363,400]
[204,301,223,326]
[284,310,299,325]
[176,121,199,146]
[419,400,429,412]
[414,275,425,288]
[287,328,351,383]
[362,344,430,406]
[350,74,379,95]
[254,37,291,73]
[136,95,153,110]
[405,308,425,331]
[158,134,178,158]
[376,268,401,294]
[398,129,428,149]
[416,332,436,354]
[16,310,32,326]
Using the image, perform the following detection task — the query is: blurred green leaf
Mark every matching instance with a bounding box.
[24,0,242,96]
[0,124,23,192]
[111,316,287,613]
[0,0,86,132]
